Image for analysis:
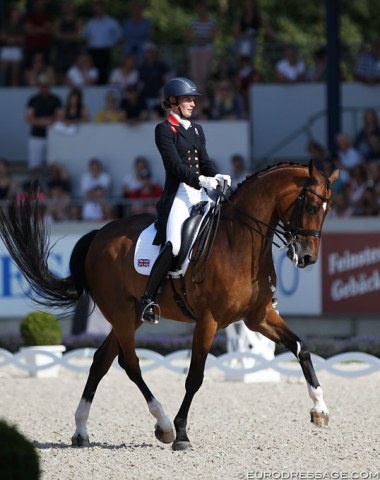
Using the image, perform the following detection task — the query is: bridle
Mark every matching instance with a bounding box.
[218,175,331,251]
[282,177,329,239]
[189,174,331,284]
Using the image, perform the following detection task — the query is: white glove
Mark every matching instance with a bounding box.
[199,175,219,190]
[215,174,231,187]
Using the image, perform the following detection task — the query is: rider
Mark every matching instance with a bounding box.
[138,76,231,324]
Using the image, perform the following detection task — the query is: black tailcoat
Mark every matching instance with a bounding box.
[153,114,217,245]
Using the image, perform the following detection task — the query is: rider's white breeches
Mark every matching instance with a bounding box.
[166,182,210,256]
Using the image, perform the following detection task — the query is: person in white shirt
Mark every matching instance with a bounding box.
[65,52,98,87]
[275,44,306,83]
[80,157,111,197]
[82,1,122,84]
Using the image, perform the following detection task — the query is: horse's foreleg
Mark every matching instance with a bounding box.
[117,333,174,445]
[251,309,329,427]
[173,320,217,451]
[72,330,119,446]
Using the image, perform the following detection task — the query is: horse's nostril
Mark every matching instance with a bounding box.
[303,255,316,266]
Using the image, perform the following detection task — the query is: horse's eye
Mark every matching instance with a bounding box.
[307,203,319,214]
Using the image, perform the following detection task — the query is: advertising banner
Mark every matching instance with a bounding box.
[0,234,323,318]
[272,247,321,315]
[322,233,380,314]
[0,235,81,317]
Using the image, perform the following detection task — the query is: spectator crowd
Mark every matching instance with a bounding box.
[0,0,379,220]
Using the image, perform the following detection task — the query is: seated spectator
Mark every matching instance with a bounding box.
[46,161,72,193]
[354,108,380,161]
[129,169,162,215]
[45,162,72,222]
[138,42,172,117]
[17,166,48,203]
[24,52,56,87]
[306,46,327,82]
[80,157,111,198]
[82,185,114,221]
[108,53,139,91]
[94,90,125,123]
[0,157,19,200]
[120,84,148,124]
[65,52,98,88]
[354,39,380,84]
[366,161,380,201]
[275,44,306,83]
[329,190,354,218]
[335,133,363,184]
[307,140,330,171]
[207,80,246,120]
[61,87,89,125]
[121,155,152,198]
[353,187,379,216]
[229,153,249,189]
[347,164,369,207]
[210,56,237,86]
[0,5,24,86]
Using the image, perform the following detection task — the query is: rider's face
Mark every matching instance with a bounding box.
[176,96,196,118]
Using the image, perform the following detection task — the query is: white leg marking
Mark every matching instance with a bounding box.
[296,341,301,360]
[148,398,172,432]
[73,398,91,439]
[322,201,327,212]
[307,384,329,414]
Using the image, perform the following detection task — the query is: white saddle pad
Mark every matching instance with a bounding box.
[134,204,211,278]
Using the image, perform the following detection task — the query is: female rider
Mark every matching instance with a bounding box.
[139,76,231,324]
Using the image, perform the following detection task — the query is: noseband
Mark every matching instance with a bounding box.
[284,177,329,239]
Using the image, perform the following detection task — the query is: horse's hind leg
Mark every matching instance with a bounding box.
[249,309,329,427]
[72,330,119,446]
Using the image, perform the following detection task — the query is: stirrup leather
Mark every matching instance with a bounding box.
[140,298,161,325]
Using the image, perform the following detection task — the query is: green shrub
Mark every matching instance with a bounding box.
[0,420,40,480]
[20,311,62,346]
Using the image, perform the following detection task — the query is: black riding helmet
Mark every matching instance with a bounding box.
[162,77,201,109]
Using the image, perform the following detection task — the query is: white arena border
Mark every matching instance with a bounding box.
[0,348,380,378]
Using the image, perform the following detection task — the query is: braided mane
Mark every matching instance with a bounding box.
[230,161,308,199]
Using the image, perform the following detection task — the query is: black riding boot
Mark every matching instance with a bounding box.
[139,242,174,325]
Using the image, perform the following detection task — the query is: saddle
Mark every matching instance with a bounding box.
[134,201,210,278]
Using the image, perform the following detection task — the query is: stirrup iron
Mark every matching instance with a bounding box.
[140,299,161,325]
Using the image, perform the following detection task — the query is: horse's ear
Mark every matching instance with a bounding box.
[308,158,316,181]
[328,168,340,186]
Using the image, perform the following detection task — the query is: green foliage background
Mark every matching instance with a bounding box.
[33,0,380,46]
[8,0,380,80]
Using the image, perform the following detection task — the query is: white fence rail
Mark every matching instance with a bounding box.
[0,348,380,378]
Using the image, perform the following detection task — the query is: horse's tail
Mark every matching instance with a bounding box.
[0,198,96,310]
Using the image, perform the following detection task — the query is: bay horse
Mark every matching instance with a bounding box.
[0,160,339,451]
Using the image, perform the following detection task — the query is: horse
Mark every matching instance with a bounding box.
[0,160,339,451]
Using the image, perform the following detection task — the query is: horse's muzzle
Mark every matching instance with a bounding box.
[286,241,317,268]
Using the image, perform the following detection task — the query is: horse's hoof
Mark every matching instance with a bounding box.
[71,434,90,447]
[310,411,329,427]
[172,440,192,451]
[154,425,175,444]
